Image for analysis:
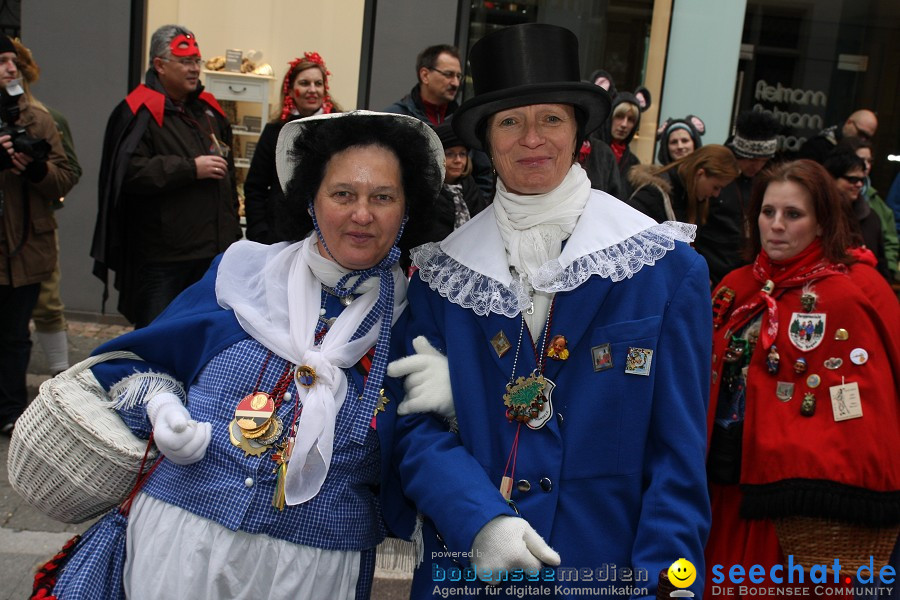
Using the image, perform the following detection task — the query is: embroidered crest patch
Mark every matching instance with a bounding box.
[775,381,794,402]
[788,312,826,352]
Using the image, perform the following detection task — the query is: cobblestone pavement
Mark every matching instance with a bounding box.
[1,319,411,599]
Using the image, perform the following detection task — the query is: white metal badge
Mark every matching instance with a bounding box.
[527,377,555,430]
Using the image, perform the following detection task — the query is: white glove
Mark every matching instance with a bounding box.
[470,516,561,585]
[387,336,456,420]
[146,392,211,466]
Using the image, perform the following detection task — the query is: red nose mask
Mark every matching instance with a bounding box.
[170,34,200,57]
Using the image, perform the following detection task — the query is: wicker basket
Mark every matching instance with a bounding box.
[7,351,158,523]
[775,516,900,572]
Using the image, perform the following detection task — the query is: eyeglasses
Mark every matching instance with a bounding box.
[429,68,463,81]
[162,56,203,67]
[840,174,865,185]
[444,150,468,160]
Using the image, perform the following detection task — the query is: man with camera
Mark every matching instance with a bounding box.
[0,35,77,435]
[91,24,241,328]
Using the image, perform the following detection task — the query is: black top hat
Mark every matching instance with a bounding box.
[452,24,610,151]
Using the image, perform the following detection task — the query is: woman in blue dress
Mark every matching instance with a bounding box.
[46,110,443,599]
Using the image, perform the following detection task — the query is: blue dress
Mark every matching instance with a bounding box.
[53,255,409,599]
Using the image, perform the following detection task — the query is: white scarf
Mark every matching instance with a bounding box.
[492,164,590,337]
[492,164,590,283]
[216,236,407,504]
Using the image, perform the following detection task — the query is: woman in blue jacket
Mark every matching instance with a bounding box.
[387,24,712,600]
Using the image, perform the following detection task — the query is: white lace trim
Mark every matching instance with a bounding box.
[413,221,696,317]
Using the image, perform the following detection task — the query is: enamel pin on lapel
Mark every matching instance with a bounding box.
[591,343,613,372]
[624,347,653,376]
[491,330,512,358]
[546,335,569,361]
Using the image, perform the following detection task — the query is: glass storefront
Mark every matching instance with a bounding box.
[735,0,899,191]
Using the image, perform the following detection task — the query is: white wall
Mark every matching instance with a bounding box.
[659,0,747,145]
[146,0,367,113]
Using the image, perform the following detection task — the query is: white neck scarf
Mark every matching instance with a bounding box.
[493,164,590,283]
[216,236,407,504]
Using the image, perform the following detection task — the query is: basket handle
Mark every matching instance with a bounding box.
[58,351,144,378]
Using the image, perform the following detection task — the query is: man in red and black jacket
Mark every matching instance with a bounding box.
[91,24,241,328]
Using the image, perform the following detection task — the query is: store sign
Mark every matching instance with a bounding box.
[752,80,828,152]
[837,54,868,72]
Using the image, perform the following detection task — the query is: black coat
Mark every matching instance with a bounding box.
[91,69,240,322]
[430,175,489,242]
[243,120,285,244]
[695,174,754,285]
[581,136,625,200]
[852,196,890,280]
[626,169,687,224]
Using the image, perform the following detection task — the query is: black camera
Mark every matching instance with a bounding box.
[0,80,51,163]
[0,124,51,161]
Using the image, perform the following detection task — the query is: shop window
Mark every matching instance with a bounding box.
[460,0,653,101]
[735,0,898,190]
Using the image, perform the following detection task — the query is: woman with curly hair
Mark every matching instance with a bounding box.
[245,52,343,243]
[40,111,443,599]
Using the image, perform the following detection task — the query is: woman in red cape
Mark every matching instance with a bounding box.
[704,160,900,599]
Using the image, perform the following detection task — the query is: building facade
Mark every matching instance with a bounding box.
[20,0,899,316]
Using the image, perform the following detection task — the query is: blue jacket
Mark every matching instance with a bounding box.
[391,241,712,599]
[382,84,458,123]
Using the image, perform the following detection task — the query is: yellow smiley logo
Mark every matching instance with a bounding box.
[668,558,697,589]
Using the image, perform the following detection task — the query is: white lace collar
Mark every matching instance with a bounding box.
[413,190,696,317]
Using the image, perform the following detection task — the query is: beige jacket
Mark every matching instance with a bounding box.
[0,97,78,286]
